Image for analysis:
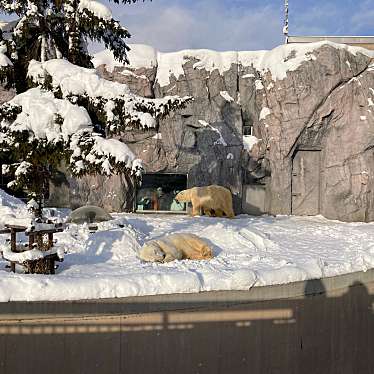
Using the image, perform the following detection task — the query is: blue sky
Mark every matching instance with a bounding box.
[106,0,374,51]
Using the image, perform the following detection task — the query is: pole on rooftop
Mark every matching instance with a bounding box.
[283,0,289,43]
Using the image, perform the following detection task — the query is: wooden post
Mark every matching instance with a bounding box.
[49,259,55,274]
[29,234,34,249]
[37,233,43,249]
[48,233,53,250]
[10,229,16,252]
[10,229,16,273]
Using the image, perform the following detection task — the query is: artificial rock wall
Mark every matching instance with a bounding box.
[51,42,374,222]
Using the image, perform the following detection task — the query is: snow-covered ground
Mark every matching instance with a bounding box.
[0,190,374,302]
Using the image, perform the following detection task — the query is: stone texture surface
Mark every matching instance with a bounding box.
[254,46,374,221]
[0,86,15,105]
[51,43,374,222]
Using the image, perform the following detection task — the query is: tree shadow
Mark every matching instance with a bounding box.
[61,229,131,269]
[123,217,157,239]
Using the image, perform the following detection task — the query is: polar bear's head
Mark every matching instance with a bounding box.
[139,242,165,262]
[175,189,191,203]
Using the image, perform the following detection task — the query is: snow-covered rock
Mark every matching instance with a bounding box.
[55,41,374,222]
[94,42,374,88]
[243,135,260,152]
[93,45,158,72]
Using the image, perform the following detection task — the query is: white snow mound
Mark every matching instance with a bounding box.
[1,212,374,302]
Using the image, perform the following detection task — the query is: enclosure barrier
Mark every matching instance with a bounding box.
[0,269,373,374]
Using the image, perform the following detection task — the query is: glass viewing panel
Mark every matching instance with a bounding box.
[136,174,187,212]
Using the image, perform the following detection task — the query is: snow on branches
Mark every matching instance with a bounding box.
[0,87,143,200]
[0,0,138,72]
[0,42,13,85]
[28,59,192,133]
[0,0,191,213]
[70,133,143,177]
[78,0,113,20]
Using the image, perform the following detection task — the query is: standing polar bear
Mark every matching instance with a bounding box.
[175,185,235,218]
[139,233,213,263]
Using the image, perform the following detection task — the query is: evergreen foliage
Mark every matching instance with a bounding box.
[0,0,191,215]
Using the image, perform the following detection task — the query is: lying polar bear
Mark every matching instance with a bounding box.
[175,185,235,218]
[139,233,213,263]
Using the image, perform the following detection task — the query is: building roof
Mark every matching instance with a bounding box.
[287,36,374,51]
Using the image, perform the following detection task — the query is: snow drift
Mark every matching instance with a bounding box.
[0,192,374,302]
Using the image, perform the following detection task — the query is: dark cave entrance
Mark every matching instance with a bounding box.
[136,173,188,213]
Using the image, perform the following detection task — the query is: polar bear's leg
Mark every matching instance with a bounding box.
[214,209,224,218]
[158,240,183,262]
[225,208,235,218]
[219,191,235,218]
[220,204,235,218]
[191,199,202,216]
[166,234,213,260]
[203,208,214,217]
[164,253,178,262]
[223,197,235,218]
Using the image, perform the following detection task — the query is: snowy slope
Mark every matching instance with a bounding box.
[0,203,374,301]
[93,41,374,87]
[0,189,30,228]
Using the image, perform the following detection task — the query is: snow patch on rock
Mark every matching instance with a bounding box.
[152,133,162,140]
[243,135,260,151]
[93,44,158,72]
[238,41,374,81]
[198,120,227,146]
[220,91,234,102]
[156,49,237,87]
[259,107,271,121]
[242,73,255,79]
[255,80,264,90]
[95,41,374,87]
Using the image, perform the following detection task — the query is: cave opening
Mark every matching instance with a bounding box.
[136,173,188,213]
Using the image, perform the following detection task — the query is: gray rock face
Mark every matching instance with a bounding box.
[254,45,374,221]
[0,86,15,105]
[54,42,374,222]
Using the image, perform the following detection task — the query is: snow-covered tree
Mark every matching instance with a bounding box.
[0,0,142,88]
[0,0,192,216]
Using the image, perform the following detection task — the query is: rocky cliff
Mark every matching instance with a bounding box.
[53,41,374,222]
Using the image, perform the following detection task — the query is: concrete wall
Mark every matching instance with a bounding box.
[0,270,373,374]
[242,184,267,215]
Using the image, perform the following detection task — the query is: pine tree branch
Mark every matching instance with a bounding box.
[78,8,131,63]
